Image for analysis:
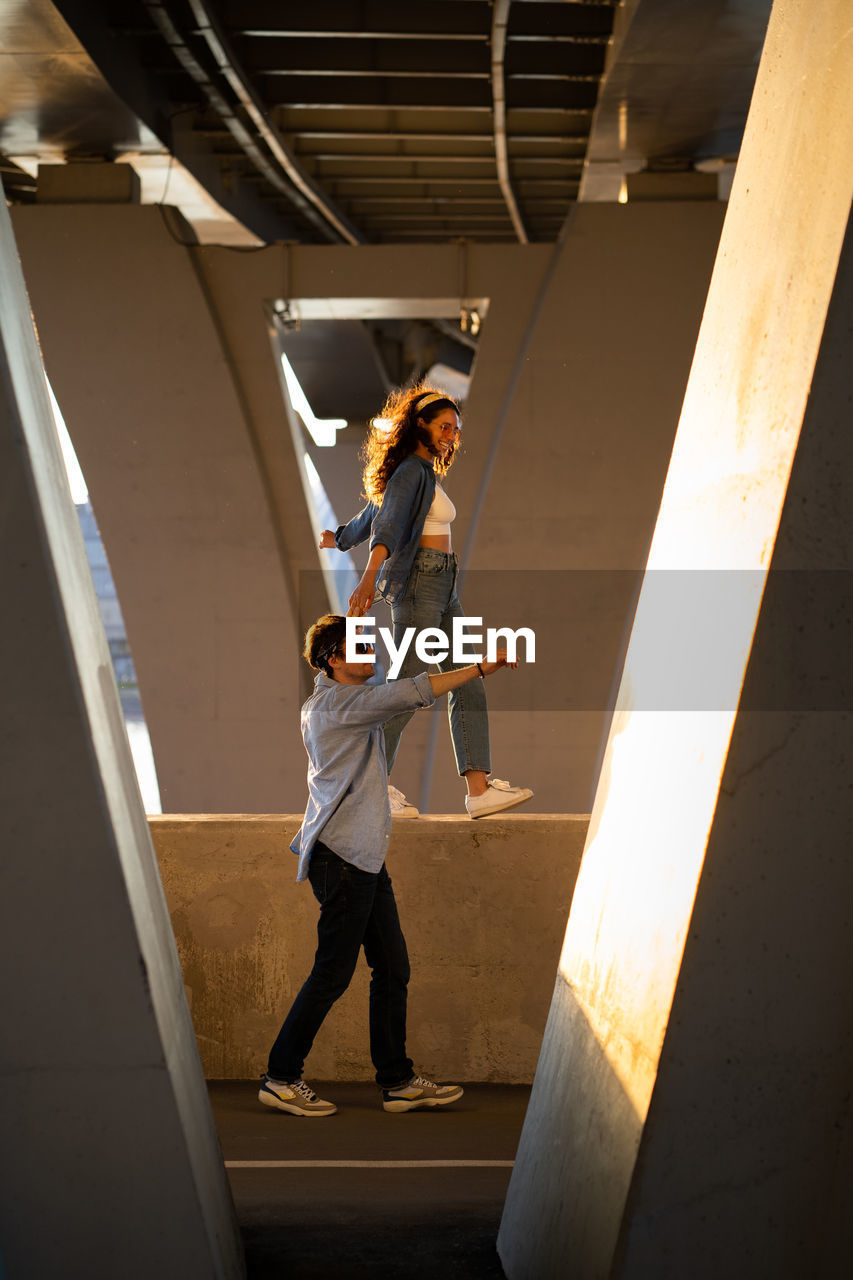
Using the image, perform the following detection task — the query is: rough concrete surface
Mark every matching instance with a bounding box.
[151,814,588,1082]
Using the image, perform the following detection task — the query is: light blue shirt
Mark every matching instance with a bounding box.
[290,670,435,880]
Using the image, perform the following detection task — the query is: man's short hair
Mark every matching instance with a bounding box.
[304,614,348,676]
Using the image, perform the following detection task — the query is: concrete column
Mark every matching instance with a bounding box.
[11,206,721,817]
[11,204,312,812]
[216,223,720,814]
[499,1,853,1275]
[447,201,723,816]
[0,194,244,1273]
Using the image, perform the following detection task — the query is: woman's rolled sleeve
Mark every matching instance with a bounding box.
[335,502,376,551]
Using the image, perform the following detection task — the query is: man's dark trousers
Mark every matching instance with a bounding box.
[267,844,414,1087]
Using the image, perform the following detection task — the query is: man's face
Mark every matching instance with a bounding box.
[330,643,375,684]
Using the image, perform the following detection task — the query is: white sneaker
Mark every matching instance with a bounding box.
[389,784,419,817]
[465,778,533,819]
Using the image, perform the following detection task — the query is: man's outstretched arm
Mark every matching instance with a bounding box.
[428,653,514,698]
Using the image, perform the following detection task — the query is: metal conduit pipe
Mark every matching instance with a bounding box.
[188,0,363,246]
[491,0,529,245]
[142,2,361,244]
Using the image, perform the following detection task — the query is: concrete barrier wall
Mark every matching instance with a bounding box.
[150,814,588,1082]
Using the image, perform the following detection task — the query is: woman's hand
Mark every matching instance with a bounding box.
[348,572,377,617]
[347,544,389,616]
[318,530,337,550]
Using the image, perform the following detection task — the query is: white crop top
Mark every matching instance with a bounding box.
[421,482,457,537]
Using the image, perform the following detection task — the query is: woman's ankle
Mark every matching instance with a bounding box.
[464,769,488,798]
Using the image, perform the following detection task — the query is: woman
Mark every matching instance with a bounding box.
[319,384,532,819]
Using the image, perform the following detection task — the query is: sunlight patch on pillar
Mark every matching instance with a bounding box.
[49,381,162,813]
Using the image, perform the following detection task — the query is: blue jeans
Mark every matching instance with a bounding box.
[383,548,492,777]
[266,846,413,1088]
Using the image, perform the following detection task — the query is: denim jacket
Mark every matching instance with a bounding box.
[334,455,436,604]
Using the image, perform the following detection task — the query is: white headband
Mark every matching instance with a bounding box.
[414,391,450,412]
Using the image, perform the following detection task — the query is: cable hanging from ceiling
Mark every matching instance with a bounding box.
[490,0,529,245]
[142,0,364,245]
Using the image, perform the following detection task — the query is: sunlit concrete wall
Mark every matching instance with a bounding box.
[12,202,722,815]
[150,814,588,1081]
[499,0,853,1275]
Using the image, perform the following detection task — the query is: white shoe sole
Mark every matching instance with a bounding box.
[467,791,533,819]
[383,1088,464,1113]
[259,1089,337,1117]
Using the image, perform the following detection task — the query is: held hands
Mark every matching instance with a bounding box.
[347,572,377,617]
[426,649,517,699]
[479,649,517,676]
[318,530,337,550]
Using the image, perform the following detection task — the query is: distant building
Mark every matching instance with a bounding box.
[76,501,137,685]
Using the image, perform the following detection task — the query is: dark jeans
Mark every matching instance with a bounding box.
[267,846,413,1088]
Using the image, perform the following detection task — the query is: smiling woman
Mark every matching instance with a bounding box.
[318,383,533,819]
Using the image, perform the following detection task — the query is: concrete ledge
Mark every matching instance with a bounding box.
[149,814,589,1082]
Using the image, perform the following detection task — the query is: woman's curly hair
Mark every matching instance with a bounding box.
[361,383,461,503]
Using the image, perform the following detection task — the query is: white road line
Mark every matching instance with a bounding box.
[225,1159,514,1169]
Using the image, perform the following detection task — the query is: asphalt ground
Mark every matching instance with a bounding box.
[209,1081,531,1279]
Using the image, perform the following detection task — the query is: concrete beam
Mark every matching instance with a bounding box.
[37,159,142,204]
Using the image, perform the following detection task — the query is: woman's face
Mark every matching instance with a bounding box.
[418,408,460,459]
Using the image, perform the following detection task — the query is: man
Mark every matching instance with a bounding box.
[259,612,516,1117]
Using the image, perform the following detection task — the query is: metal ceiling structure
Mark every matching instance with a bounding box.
[0,0,774,421]
[30,0,617,245]
[0,1,776,248]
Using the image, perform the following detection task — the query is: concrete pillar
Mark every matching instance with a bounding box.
[0,190,243,1278]
[10,204,313,812]
[11,204,721,816]
[447,201,723,816]
[498,1,853,1275]
[197,220,720,814]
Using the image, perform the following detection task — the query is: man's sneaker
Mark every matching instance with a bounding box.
[389,784,419,817]
[382,1073,464,1113]
[258,1075,337,1117]
[466,778,534,819]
